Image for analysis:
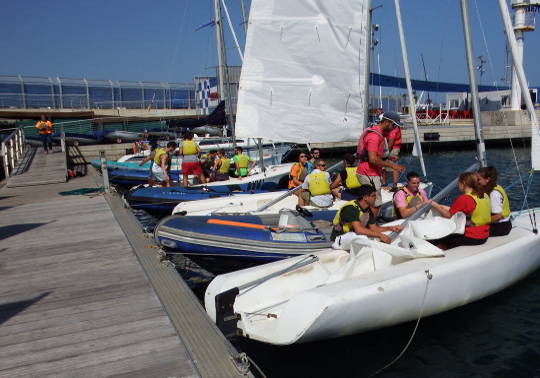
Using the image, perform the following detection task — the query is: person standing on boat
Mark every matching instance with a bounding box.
[151,141,177,187]
[211,149,230,182]
[138,139,158,186]
[477,166,512,236]
[330,153,361,200]
[331,185,403,246]
[298,159,334,208]
[35,115,53,154]
[381,121,402,189]
[356,111,405,215]
[288,151,311,189]
[233,146,256,179]
[392,171,429,219]
[430,172,491,250]
[179,132,206,187]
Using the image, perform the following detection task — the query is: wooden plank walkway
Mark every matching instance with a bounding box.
[0,171,248,377]
[6,146,67,188]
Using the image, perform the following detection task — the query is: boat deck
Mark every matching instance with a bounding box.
[0,170,248,377]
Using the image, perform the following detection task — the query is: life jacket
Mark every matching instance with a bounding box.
[357,126,389,162]
[344,167,361,189]
[36,121,53,135]
[153,148,168,166]
[288,162,308,189]
[390,127,402,150]
[332,200,370,234]
[392,187,423,219]
[465,192,491,226]
[182,140,197,155]
[308,171,331,196]
[219,157,230,174]
[236,154,249,168]
[493,184,511,218]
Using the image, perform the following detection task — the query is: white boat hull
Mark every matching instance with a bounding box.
[204,210,540,345]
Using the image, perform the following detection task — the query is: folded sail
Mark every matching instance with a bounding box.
[236,0,370,143]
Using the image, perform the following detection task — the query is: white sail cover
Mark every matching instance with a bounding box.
[235,0,370,143]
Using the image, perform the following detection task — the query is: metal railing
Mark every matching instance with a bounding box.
[1,126,26,178]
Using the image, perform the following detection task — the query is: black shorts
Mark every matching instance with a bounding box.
[430,233,487,249]
[490,221,512,237]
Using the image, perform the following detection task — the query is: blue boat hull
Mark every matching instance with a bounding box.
[154,211,336,265]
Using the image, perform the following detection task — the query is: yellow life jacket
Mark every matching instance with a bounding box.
[493,184,511,218]
[466,192,491,226]
[219,157,230,174]
[235,154,249,168]
[182,140,197,155]
[308,171,331,196]
[153,148,167,165]
[344,167,361,189]
[332,200,370,233]
[392,187,423,219]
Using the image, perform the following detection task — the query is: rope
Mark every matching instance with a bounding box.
[473,0,500,89]
[369,270,433,377]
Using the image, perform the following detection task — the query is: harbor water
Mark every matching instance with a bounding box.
[177,144,540,377]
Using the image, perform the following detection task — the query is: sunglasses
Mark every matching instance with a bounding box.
[299,155,307,158]
[318,164,326,167]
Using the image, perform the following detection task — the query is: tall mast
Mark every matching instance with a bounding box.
[213,0,226,102]
[240,0,248,36]
[362,0,372,131]
[460,0,487,167]
[394,0,427,177]
[498,0,540,170]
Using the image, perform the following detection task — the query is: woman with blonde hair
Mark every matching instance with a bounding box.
[477,166,512,236]
[430,172,491,250]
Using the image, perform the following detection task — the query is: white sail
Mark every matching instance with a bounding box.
[235,0,370,143]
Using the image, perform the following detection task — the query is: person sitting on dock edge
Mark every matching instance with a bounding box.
[151,141,177,187]
[356,111,405,216]
[477,166,512,236]
[393,171,429,219]
[180,132,206,187]
[331,185,403,247]
[298,159,334,208]
[233,146,256,179]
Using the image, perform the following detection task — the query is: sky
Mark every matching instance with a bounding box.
[1,0,539,90]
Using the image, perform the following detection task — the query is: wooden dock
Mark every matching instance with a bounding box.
[6,146,67,188]
[0,169,249,377]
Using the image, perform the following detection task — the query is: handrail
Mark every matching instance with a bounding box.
[1,125,26,179]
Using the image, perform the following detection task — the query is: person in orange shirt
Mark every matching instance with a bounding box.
[35,115,54,154]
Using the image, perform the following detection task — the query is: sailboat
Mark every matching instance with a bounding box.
[202,0,540,345]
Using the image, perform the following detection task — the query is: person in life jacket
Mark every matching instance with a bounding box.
[381,120,403,189]
[356,111,405,215]
[331,153,361,200]
[298,159,334,208]
[430,172,491,250]
[331,184,403,247]
[179,131,206,187]
[35,115,54,154]
[288,151,312,189]
[477,166,512,236]
[200,149,218,181]
[151,141,178,187]
[138,139,158,186]
[308,148,321,171]
[211,149,231,182]
[233,146,256,178]
[392,171,429,219]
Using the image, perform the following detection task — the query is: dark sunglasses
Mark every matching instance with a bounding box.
[318,164,326,167]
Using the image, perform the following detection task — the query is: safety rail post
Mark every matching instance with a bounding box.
[100,150,110,191]
[60,124,66,154]
[1,142,9,178]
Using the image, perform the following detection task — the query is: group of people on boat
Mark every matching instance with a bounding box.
[138,131,256,187]
[288,110,512,251]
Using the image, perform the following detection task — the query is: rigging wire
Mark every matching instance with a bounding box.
[473,0,500,90]
[167,1,192,82]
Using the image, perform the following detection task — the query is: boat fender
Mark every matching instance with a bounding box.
[215,287,241,338]
[295,205,313,218]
